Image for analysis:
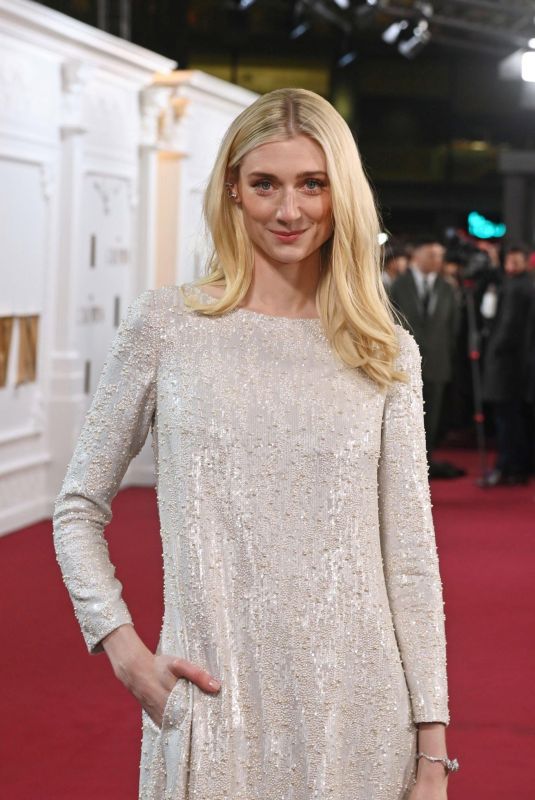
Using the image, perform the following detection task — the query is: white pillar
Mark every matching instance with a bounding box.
[137,85,173,292]
[46,59,91,500]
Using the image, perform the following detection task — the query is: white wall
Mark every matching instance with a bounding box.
[0,2,259,538]
[0,0,175,535]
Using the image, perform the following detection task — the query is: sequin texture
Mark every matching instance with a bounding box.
[52,281,450,800]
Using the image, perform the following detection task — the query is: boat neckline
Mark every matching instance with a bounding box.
[186,284,322,322]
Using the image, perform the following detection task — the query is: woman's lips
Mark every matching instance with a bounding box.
[269,229,307,242]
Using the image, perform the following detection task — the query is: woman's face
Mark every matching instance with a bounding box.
[229,134,333,266]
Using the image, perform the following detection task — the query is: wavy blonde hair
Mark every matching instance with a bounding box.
[183,87,405,389]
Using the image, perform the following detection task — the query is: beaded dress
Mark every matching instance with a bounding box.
[52,281,450,800]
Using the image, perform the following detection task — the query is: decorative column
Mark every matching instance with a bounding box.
[151,75,192,287]
[46,58,91,499]
[137,85,173,292]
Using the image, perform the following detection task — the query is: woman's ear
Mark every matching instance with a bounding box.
[225,181,239,201]
[225,169,241,203]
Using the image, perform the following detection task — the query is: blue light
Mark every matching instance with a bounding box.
[467,211,507,239]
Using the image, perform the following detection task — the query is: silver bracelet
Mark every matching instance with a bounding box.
[416,752,460,774]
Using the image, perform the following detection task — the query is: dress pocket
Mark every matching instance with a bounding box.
[161,676,189,731]
[141,677,189,735]
[139,679,193,799]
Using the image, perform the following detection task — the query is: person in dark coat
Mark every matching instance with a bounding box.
[381,241,409,290]
[482,244,534,485]
[526,281,535,478]
[389,235,463,478]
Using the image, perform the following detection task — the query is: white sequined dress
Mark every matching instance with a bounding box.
[53,281,450,800]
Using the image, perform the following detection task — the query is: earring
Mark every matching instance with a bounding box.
[225,182,238,199]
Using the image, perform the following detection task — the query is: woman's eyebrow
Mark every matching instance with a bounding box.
[247,171,328,179]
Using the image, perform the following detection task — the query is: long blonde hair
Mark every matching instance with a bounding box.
[184,87,405,389]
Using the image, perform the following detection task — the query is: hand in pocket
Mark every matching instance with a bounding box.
[120,651,222,729]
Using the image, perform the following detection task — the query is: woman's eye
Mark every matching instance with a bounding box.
[304,179,324,192]
[252,178,326,194]
[253,180,273,192]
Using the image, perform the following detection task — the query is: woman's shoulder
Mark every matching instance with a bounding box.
[392,323,420,364]
[133,283,198,324]
[388,324,422,387]
[115,285,187,347]
[123,282,219,344]
[151,281,215,313]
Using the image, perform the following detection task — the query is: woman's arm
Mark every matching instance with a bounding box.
[52,291,223,726]
[52,290,158,656]
[377,327,450,727]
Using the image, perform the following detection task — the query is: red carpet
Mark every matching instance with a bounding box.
[1,448,533,799]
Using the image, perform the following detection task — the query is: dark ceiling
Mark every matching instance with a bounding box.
[33,1,535,233]
[36,1,535,63]
[135,1,535,65]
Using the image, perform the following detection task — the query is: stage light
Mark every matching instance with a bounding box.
[337,50,357,67]
[356,0,378,19]
[238,0,257,8]
[398,19,431,59]
[382,19,409,44]
[378,232,389,245]
[290,20,311,39]
[333,0,351,8]
[415,1,433,17]
[522,51,535,81]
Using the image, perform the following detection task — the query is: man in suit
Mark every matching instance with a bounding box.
[482,244,535,485]
[389,235,463,478]
[381,241,409,290]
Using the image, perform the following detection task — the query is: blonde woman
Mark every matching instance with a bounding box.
[53,88,458,800]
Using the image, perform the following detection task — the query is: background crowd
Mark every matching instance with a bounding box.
[383,234,535,485]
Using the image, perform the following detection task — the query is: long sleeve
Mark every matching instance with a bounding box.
[52,289,158,655]
[377,326,450,725]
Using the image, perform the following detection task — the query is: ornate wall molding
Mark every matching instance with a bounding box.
[60,58,92,134]
[139,85,173,149]
[39,160,55,201]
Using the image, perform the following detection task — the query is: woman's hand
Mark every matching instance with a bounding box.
[407,777,448,799]
[101,624,221,728]
[407,763,448,800]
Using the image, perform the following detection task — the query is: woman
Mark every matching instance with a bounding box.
[53,88,458,800]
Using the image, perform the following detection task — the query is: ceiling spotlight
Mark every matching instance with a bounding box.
[238,0,257,7]
[337,49,358,67]
[290,20,311,39]
[415,1,433,17]
[398,19,431,59]
[356,0,378,18]
[333,0,351,8]
[382,19,409,45]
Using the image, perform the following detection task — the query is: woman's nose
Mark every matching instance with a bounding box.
[276,189,301,222]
